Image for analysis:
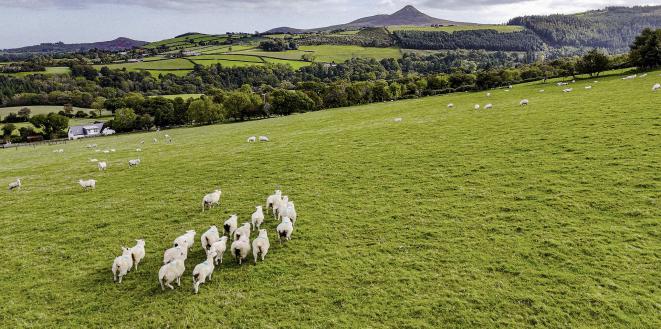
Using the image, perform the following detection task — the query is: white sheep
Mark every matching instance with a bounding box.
[486,92,491,97]
[251,206,264,230]
[393,118,402,122]
[539,89,545,93]
[259,136,269,142]
[266,190,282,213]
[152,138,158,144]
[111,246,133,283]
[131,239,145,271]
[98,161,107,171]
[652,83,660,92]
[210,236,228,265]
[230,234,251,265]
[584,86,592,90]
[276,195,289,220]
[247,136,257,143]
[136,148,142,152]
[79,179,96,191]
[563,88,573,93]
[165,134,172,143]
[570,80,575,84]
[484,103,493,110]
[110,149,116,153]
[447,103,454,108]
[639,73,647,78]
[90,159,98,162]
[103,150,110,154]
[504,90,510,92]
[158,259,185,290]
[201,189,221,212]
[139,140,145,145]
[519,99,529,106]
[200,225,220,251]
[252,229,270,264]
[192,249,217,294]
[233,222,251,241]
[223,214,238,237]
[128,159,141,168]
[622,74,636,80]
[280,201,297,226]
[163,246,187,264]
[277,217,294,243]
[8,179,21,191]
[474,104,480,110]
[173,230,196,251]
[508,85,513,89]
[557,82,568,86]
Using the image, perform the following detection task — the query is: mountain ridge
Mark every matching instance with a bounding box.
[2,37,148,53]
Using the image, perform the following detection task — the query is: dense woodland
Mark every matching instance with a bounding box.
[394,29,546,52]
[298,28,394,48]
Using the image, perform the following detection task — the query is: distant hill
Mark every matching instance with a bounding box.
[3,37,148,54]
[265,5,472,34]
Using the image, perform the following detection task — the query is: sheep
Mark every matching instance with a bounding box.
[285,202,297,226]
[103,150,110,154]
[165,134,172,143]
[53,149,64,153]
[252,229,270,264]
[8,179,21,191]
[276,196,289,220]
[90,159,98,162]
[224,214,238,237]
[484,103,493,110]
[251,206,264,230]
[200,225,220,251]
[130,239,145,271]
[95,149,101,153]
[230,234,251,265]
[128,159,141,168]
[259,136,269,142]
[276,217,294,243]
[266,189,282,213]
[158,259,185,290]
[152,138,158,144]
[136,148,141,152]
[201,189,221,212]
[247,136,257,143]
[79,179,96,191]
[539,89,545,93]
[233,222,251,241]
[570,80,575,84]
[111,246,133,283]
[163,246,187,264]
[98,161,107,171]
[508,85,513,89]
[393,118,402,122]
[474,104,480,110]
[639,73,647,78]
[139,140,145,145]
[622,74,636,80]
[563,88,573,93]
[584,86,592,90]
[110,149,116,153]
[173,230,196,251]
[557,82,568,86]
[210,236,228,265]
[519,99,529,106]
[447,103,454,108]
[486,92,491,97]
[653,83,660,92]
[192,249,217,294]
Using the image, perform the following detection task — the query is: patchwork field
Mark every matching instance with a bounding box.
[0,105,99,120]
[1,69,659,327]
[297,45,402,63]
[389,24,525,33]
[0,66,71,77]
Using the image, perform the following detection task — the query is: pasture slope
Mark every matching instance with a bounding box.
[1,70,660,328]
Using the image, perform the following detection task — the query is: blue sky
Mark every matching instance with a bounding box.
[0,0,658,48]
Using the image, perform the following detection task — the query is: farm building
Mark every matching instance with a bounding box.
[67,123,115,140]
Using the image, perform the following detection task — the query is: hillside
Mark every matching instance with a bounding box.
[1,69,659,327]
[2,37,148,54]
[265,5,472,34]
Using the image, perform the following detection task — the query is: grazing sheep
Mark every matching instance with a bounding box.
[571,80,575,84]
[251,206,264,230]
[557,82,568,86]
[393,118,402,122]
[519,99,529,106]
[192,249,217,294]
[136,148,141,152]
[112,246,133,283]
[8,179,21,191]
[79,179,96,191]
[484,103,493,110]
[128,159,141,168]
[233,223,251,241]
[110,149,116,153]
[653,83,660,92]
[210,236,228,265]
[508,85,513,89]
[276,196,289,220]
[622,74,636,80]
[165,134,172,143]
[247,136,257,143]
[153,138,158,144]
[447,103,454,108]
[224,214,238,237]
[285,202,297,225]
[252,229,270,264]
[98,161,107,171]
[474,104,480,110]
[563,88,573,93]
[277,217,294,243]
[584,86,592,90]
[539,89,545,93]
[173,230,196,251]
[259,136,269,142]
[163,246,187,265]
[103,150,110,154]
[266,190,282,214]
[486,92,491,97]
[200,225,220,251]
[139,140,145,145]
[131,239,145,271]
[53,149,64,153]
[158,259,185,290]
[230,234,251,265]
[639,73,647,78]
[90,159,98,162]
[201,189,221,212]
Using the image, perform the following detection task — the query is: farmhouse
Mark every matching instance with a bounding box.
[182,50,201,56]
[67,123,115,140]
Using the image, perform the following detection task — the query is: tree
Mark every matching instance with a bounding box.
[576,49,610,76]
[629,28,661,69]
[187,98,224,125]
[17,107,31,120]
[91,96,107,117]
[111,108,137,132]
[2,123,16,139]
[29,113,68,139]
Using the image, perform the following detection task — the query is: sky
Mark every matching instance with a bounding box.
[0,0,659,48]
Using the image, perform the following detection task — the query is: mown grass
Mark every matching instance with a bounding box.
[0,70,659,328]
[0,66,71,77]
[298,45,401,62]
[389,24,525,33]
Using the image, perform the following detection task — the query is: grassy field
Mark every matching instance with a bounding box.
[389,24,525,33]
[0,66,71,77]
[1,70,659,328]
[298,45,401,63]
[94,59,195,72]
[0,106,100,120]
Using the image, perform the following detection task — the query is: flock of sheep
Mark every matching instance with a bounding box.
[113,188,298,294]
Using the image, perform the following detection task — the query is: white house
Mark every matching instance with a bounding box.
[68,123,114,140]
